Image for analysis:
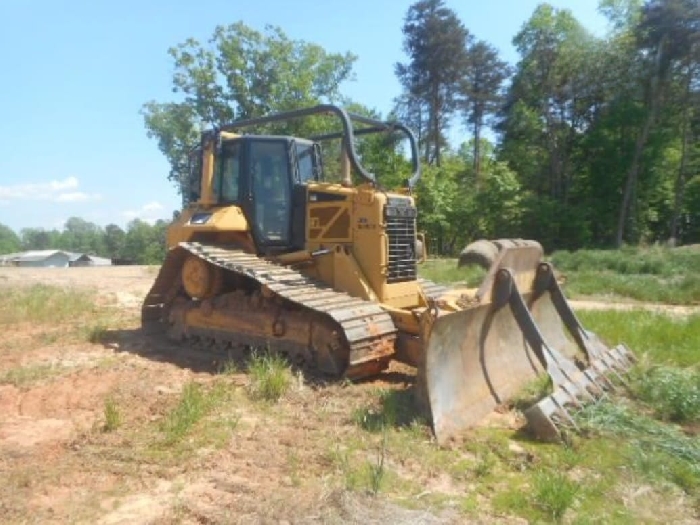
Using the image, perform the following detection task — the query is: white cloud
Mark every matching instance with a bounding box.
[50,176,79,191]
[123,201,167,224]
[55,191,102,203]
[142,201,164,212]
[0,176,100,203]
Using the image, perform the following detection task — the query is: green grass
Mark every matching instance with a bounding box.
[339,297,700,520]
[533,470,580,522]
[421,245,700,304]
[562,271,700,304]
[102,398,122,432]
[352,388,424,432]
[367,430,388,496]
[509,374,553,411]
[631,366,700,424]
[326,437,407,497]
[246,351,292,402]
[551,245,700,276]
[552,245,700,304]
[578,309,700,367]
[577,401,700,495]
[0,284,96,324]
[419,258,486,287]
[83,322,110,344]
[160,382,228,445]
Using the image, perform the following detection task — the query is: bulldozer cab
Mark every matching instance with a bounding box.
[184,134,324,252]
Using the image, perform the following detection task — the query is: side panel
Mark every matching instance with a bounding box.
[351,187,388,301]
[166,206,253,250]
[303,183,422,309]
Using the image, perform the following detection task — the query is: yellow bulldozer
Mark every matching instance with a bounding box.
[142,105,635,443]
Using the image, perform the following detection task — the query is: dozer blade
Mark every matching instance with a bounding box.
[418,244,636,444]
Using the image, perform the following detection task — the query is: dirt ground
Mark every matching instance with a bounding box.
[0,266,481,524]
[0,266,696,524]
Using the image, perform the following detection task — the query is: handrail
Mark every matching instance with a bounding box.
[212,104,421,189]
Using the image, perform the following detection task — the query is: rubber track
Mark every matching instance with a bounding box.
[143,242,397,370]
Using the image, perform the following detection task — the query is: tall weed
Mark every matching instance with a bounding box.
[247,351,292,402]
[632,366,700,423]
[533,471,579,523]
[103,398,122,432]
[551,245,700,276]
[578,309,700,367]
[161,382,226,444]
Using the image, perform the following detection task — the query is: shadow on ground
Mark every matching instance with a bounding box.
[99,325,415,388]
[100,326,230,375]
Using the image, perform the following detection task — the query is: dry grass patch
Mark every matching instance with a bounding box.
[0,284,97,325]
[0,362,65,387]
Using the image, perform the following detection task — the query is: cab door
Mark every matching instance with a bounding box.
[246,139,293,248]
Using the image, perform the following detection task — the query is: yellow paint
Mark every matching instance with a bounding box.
[200,138,216,206]
[167,205,251,247]
[328,247,377,301]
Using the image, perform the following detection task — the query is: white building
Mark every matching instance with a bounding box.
[0,250,112,267]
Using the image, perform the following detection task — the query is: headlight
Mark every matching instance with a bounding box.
[189,213,212,225]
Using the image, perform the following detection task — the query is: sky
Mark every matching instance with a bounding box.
[0,0,609,234]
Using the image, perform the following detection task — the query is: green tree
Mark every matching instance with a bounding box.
[459,39,510,181]
[395,0,469,166]
[104,224,126,260]
[501,4,597,200]
[123,219,167,264]
[0,224,20,254]
[20,228,60,251]
[615,0,700,246]
[60,217,105,255]
[498,4,610,247]
[142,22,357,193]
[415,143,524,255]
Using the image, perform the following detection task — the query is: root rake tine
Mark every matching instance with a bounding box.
[581,369,606,397]
[591,363,618,392]
[549,393,579,433]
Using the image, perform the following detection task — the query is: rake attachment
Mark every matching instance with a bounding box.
[417,243,636,444]
[521,262,636,440]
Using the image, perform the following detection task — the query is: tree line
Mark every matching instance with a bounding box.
[142,0,700,255]
[12,1,697,258]
[0,218,168,264]
[397,0,700,252]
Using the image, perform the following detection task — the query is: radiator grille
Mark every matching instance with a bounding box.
[385,201,418,283]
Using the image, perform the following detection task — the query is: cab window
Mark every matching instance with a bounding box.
[296,143,315,183]
[215,141,241,202]
[250,141,291,243]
